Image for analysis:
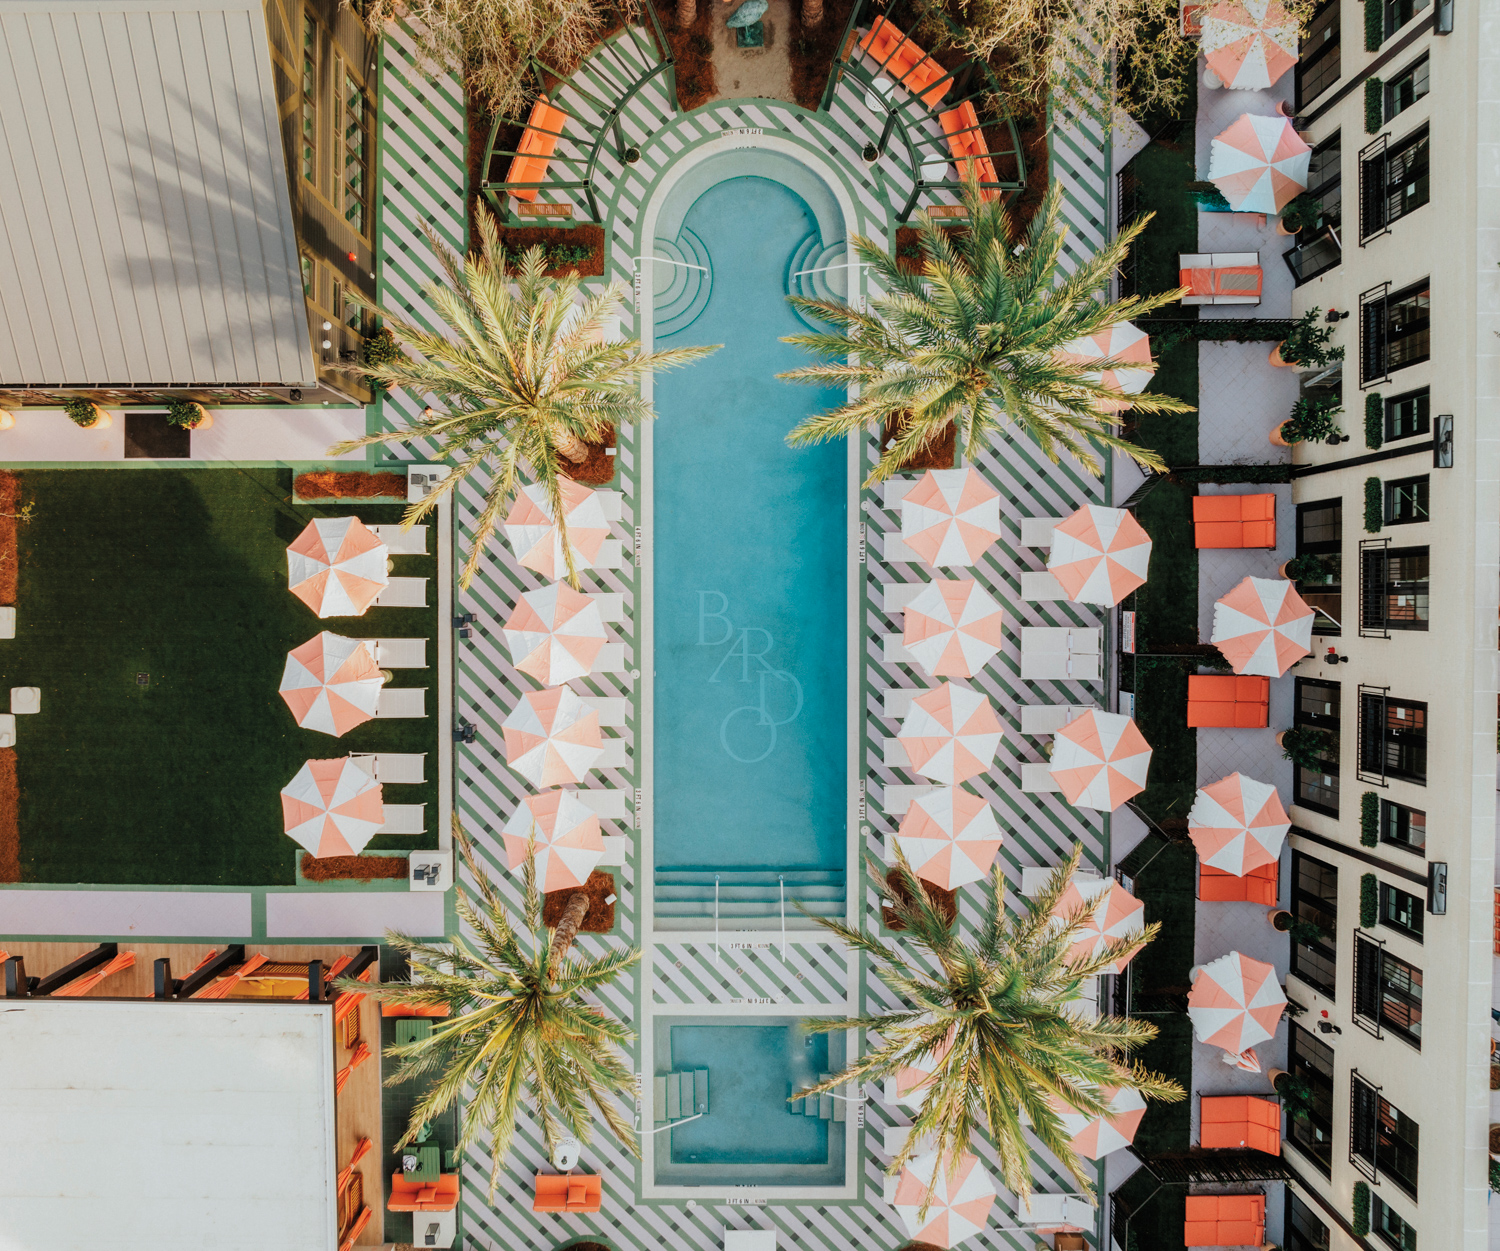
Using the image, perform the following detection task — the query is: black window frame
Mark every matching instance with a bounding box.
[1380,128,1430,230]
[1380,798,1427,855]
[1286,1191,1332,1251]
[1384,0,1431,41]
[1359,692,1427,784]
[1286,133,1344,285]
[1379,882,1425,939]
[1372,1195,1418,1251]
[1352,1073,1421,1197]
[1385,53,1430,121]
[1296,0,1342,107]
[1295,678,1342,815]
[1291,850,1339,996]
[1361,280,1431,383]
[1287,1025,1337,1176]
[1384,475,1429,525]
[1384,388,1430,442]
[1359,543,1429,636]
[1296,499,1343,636]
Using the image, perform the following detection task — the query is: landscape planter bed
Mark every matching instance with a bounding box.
[293,471,408,502]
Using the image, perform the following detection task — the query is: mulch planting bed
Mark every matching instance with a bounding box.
[543,870,617,932]
[882,868,957,930]
[294,471,407,500]
[0,472,16,604]
[0,750,17,883]
[665,2,717,111]
[559,428,617,486]
[301,853,408,882]
[882,414,956,470]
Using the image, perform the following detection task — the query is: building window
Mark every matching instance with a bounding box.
[1295,679,1341,816]
[1384,0,1430,41]
[1359,692,1426,784]
[1287,1025,1337,1174]
[341,70,368,235]
[1360,545,1428,635]
[1379,882,1424,939]
[1356,940,1423,1041]
[1384,388,1429,442]
[1361,281,1431,382]
[1373,1196,1417,1251]
[301,14,318,186]
[1296,500,1343,636]
[1384,54,1429,121]
[1384,476,1429,524]
[1296,0,1341,107]
[1286,1191,1331,1251]
[1379,129,1429,229]
[1380,799,1426,854]
[1291,851,1339,996]
[1351,1077,1420,1197]
[1286,133,1343,284]
[301,254,313,298]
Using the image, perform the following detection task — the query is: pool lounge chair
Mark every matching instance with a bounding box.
[1184,1193,1266,1247]
[879,782,943,816]
[881,737,913,768]
[1019,517,1060,548]
[880,582,929,613]
[370,524,429,555]
[1200,1096,1281,1152]
[1019,627,1102,681]
[723,1232,777,1251]
[597,834,630,866]
[1019,1193,1096,1230]
[880,688,926,719]
[881,633,921,666]
[571,789,630,820]
[0,713,14,748]
[578,695,628,726]
[589,642,629,674]
[373,637,427,669]
[1020,763,1061,793]
[598,737,629,768]
[349,752,427,784]
[378,804,426,835]
[589,592,625,623]
[373,577,428,608]
[1019,704,1093,736]
[878,529,924,564]
[1021,570,1066,600]
[1020,864,1102,896]
[505,98,568,203]
[375,687,427,718]
[1178,252,1263,305]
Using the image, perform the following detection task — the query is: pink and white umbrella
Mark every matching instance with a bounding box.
[898,682,1003,784]
[1051,876,1147,973]
[1050,1085,1148,1159]
[1211,576,1314,676]
[1202,0,1299,90]
[502,584,607,685]
[1222,1046,1263,1073]
[902,579,1005,677]
[893,1150,998,1248]
[1054,322,1157,414]
[501,790,604,893]
[281,758,385,858]
[1209,113,1311,213]
[287,517,389,617]
[502,479,610,581]
[1188,772,1290,875]
[279,632,382,737]
[900,469,1002,567]
[1188,951,1287,1053]
[888,1023,955,1106]
[1049,711,1152,811]
[896,788,1003,889]
[502,687,603,787]
[1047,505,1152,607]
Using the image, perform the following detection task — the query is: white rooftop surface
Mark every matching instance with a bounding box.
[0,999,337,1251]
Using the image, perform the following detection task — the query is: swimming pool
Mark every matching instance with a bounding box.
[651,1016,846,1187]
[649,162,850,924]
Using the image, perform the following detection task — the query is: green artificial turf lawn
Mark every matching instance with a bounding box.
[1130,658,1198,825]
[6,469,439,887]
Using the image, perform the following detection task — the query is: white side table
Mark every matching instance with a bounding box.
[10,687,39,714]
[725,1232,777,1251]
[0,607,14,639]
[919,158,949,183]
[412,1209,455,1249]
[863,75,893,113]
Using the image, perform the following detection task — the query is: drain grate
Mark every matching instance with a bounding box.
[136,673,149,686]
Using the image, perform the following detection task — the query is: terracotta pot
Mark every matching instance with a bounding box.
[83,404,111,430]
[1275,731,1288,748]
[1268,341,1296,368]
[1275,218,1302,236]
[1269,423,1292,447]
[1267,908,1293,931]
[1268,1067,1289,1090]
[192,412,213,431]
[1278,561,1293,578]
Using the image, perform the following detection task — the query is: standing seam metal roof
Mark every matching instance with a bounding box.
[0,0,316,387]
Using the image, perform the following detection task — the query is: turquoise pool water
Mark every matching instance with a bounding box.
[651,170,848,910]
[652,1017,845,1186]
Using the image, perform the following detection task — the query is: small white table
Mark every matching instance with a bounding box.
[724,1232,777,1251]
[10,686,39,714]
[0,606,14,639]
[919,158,949,183]
[411,1209,455,1249]
[863,75,893,113]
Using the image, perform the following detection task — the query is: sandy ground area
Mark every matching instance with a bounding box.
[709,0,797,103]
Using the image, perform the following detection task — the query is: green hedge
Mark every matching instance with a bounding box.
[1365,78,1384,132]
[1365,0,1383,49]
[1361,791,1379,846]
[1364,477,1384,532]
[1360,872,1379,927]
[1354,1181,1371,1236]
[1148,319,1296,358]
[1365,392,1383,449]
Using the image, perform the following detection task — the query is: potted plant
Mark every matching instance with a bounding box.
[1268,909,1328,946]
[1277,725,1335,770]
[1276,192,1322,236]
[1280,552,1332,582]
[62,398,110,429]
[1271,394,1344,445]
[0,409,14,431]
[1270,309,1346,369]
[164,398,212,431]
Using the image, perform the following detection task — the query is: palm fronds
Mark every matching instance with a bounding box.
[779,176,1193,487]
[331,206,718,588]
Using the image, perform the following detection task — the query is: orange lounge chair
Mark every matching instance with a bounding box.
[1200,1095,1281,1153]
[387,1173,459,1213]
[505,98,568,202]
[1199,860,1278,904]
[533,1172,603,1213]
[939,102,1000,200]
[857,17,950,106]
[1186,675,1269,728]
[1179,252,1263,305]
[381,1001,451,1018]
[1184,1193,1267,1246]
[1192,494,1276,548]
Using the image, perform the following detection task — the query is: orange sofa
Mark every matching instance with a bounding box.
[857,18,950,106]
[533,1172,603,1213]
[1186,675,1270,728]
[505,97,568,202]
[1200,1096,1281,1153]
[1200,860,1278,904]
[939,102,1000,199]
[1184,1193,1267,1246]
[387,1173,459,1213]
[1192,493,1276,548]
[381,1001,450,1018]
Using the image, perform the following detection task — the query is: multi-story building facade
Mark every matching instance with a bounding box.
[1278,1,1499,1248]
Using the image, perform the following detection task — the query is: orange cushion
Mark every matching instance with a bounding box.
[1189,676,1239,700]
[506,98,568,202]
[1245,1098,1279,1129]
[1234,676,1270,701]
[1232,702,1270,728]
[1187,702,1235,728]
[1240,494,1276,520]
[1192,495,1244,522]
[1194,521,1246,548]
[1183,1223,1220,1247]
[1219,1223,1266,1245]
[1185,1196,1222,1220]
[1201,1122,1249,1149]
[1200,1096,1246,1123]
[1241,519,1276,547]
[1182,266,1264,297]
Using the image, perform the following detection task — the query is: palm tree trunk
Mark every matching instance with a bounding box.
[678,0,696,27]
[802,0,823,28]
[548,891,590,971]
[553,429,590,463]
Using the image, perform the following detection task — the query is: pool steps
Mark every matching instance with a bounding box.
[654,868,845,919]
[787,1074,847,1120]
[653,1069,709,1121]
[650,228,713,338]
[785,232,849,331]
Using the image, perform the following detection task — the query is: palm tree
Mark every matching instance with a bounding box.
[795,845,1183,1203]
[331,206,718,589]
[778,178,1193,486]
[340,818,641,1198]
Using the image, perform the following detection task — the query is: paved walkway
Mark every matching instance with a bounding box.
[0,407,366,463]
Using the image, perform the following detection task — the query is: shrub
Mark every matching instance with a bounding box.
[1360,873,1378,927]
[1364,392,1383,449]
[1491,1158,1500,1192]
[62,398,97,427]
[1273,1071,1316,1114]
[1284,552,1333,583]
[1364,0,1382,49]
[1365,78,1384,132]
[1172,464,1291,485]
[1353,1181,1371,1236]
[1148,318,1296,358]
[1361,791,1379,846]
[1280,725,1334,770]
[1281,395,1344,443]
[1280,309,1345,368]
[1364,477,1384,532]
[163,398,206,428]
[1290,918,1327,947]
[362,327,400,393]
